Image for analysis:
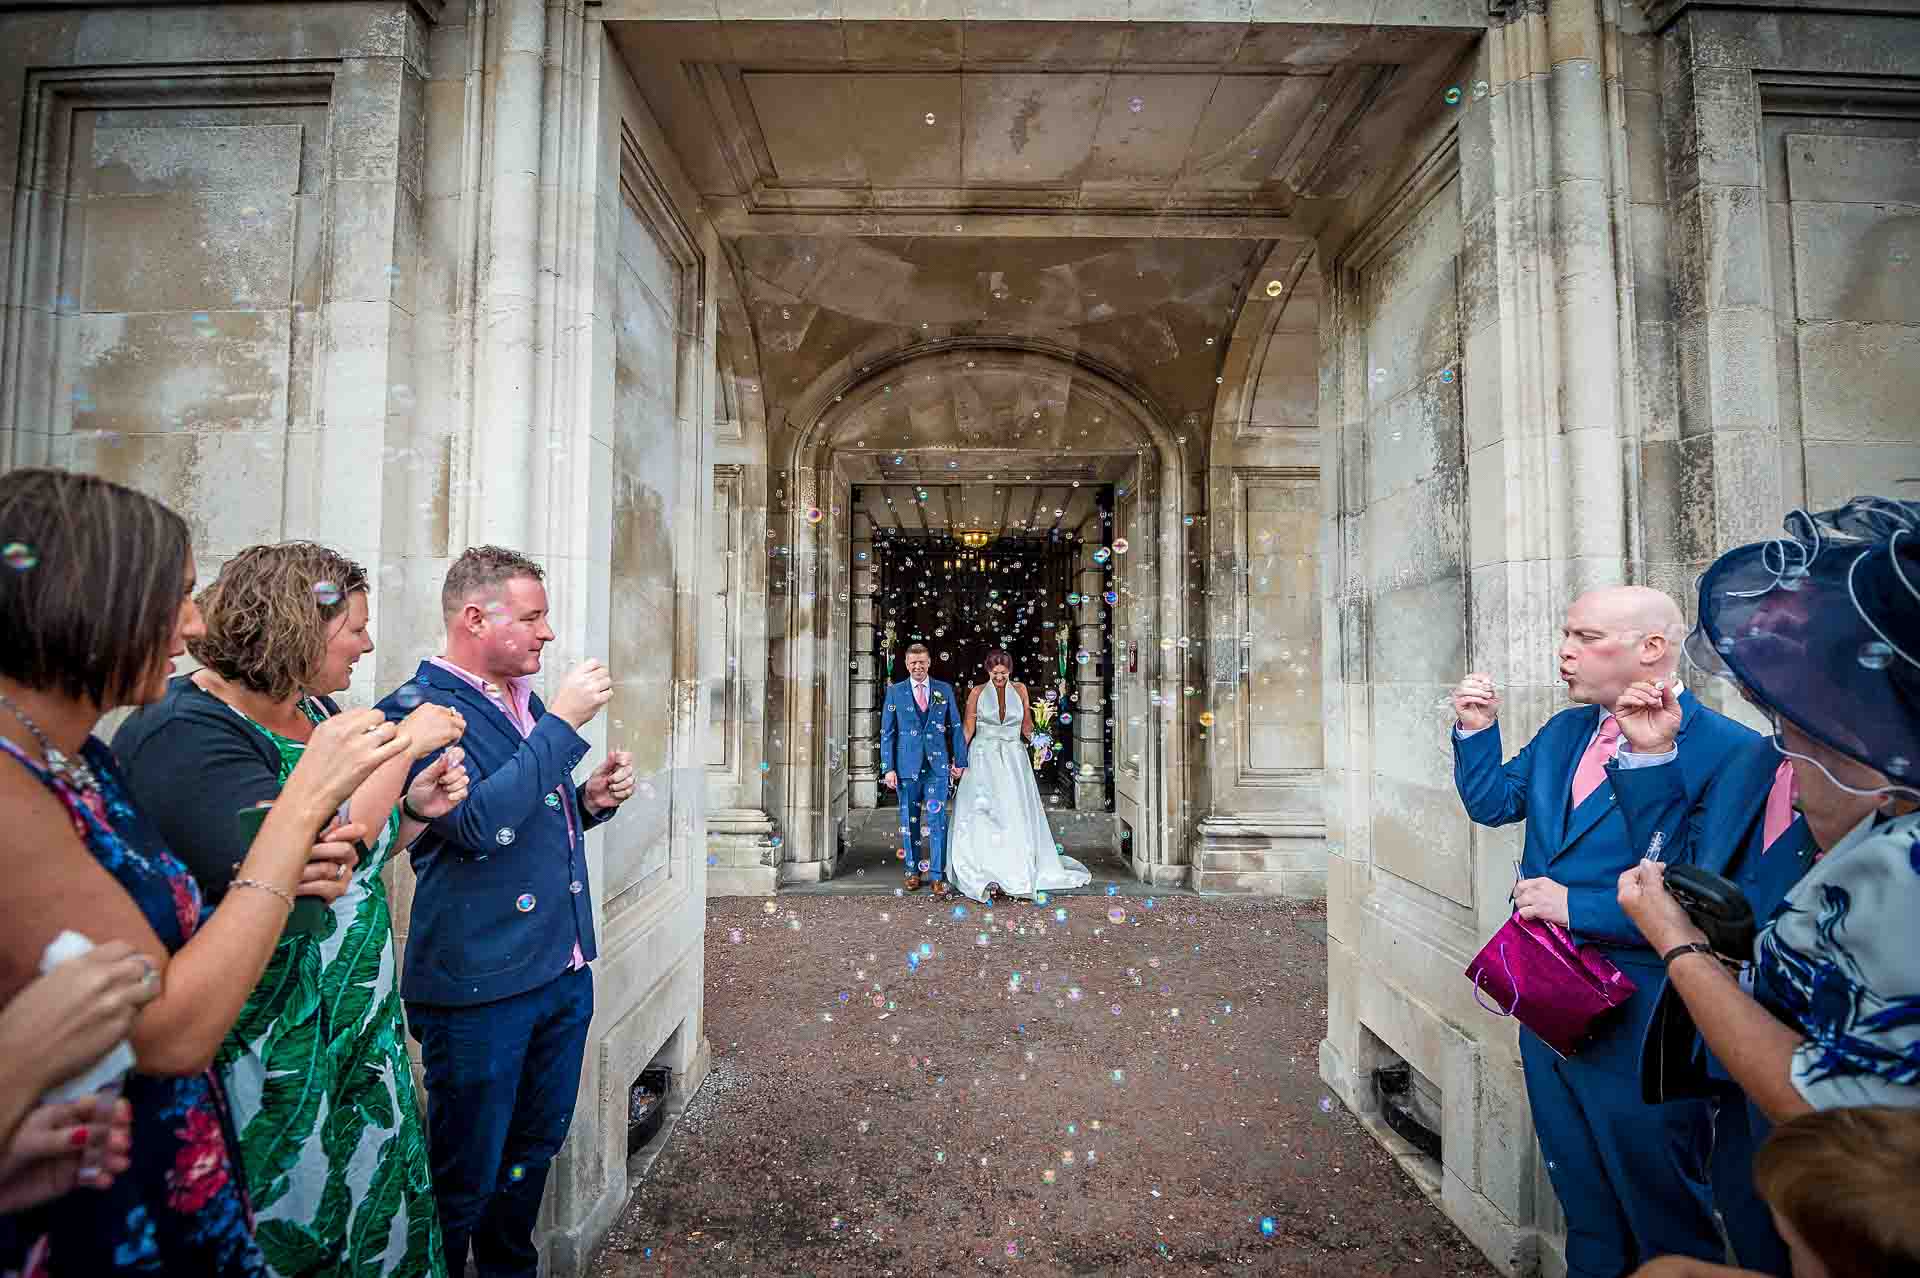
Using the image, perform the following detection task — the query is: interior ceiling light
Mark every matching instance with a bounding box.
[959,530,991,549]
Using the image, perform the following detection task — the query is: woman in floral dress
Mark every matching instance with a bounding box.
[0,469,407,1275]
[115,543,469,1278]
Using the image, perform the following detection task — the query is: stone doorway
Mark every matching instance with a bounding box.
[858,483,1119,813]
[768,342,1188,890]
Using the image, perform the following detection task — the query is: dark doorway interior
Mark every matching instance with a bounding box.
[864,484,1116,812]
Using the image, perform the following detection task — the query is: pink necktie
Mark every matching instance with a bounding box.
[1762,758,1797,851]
[1571,716,1622,807]
[914,682,928,712]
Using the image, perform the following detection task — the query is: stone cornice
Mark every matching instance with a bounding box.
[1617,0,1920,33]
[0,0,445,22]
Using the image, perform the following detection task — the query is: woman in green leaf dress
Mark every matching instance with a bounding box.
[114,544,472,1278]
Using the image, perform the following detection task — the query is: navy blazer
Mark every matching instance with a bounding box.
[1612,734,1813,1090]
[1454,692,1755,949]
[377,660,610,1008]
[878,678,969,780]
[1610,734,1811,928]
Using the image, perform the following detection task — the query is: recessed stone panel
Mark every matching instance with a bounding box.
[76,193,295,312]
[961,73,1108,186]
[65,309,290,435]
[86,123,302,196]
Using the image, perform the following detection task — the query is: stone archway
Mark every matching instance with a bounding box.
[765,340,1193,889]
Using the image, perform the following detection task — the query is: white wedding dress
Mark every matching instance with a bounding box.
[946,682,1092,903]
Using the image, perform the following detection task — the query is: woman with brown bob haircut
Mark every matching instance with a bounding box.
[115,542,473,1278]
[0,469,409,1275]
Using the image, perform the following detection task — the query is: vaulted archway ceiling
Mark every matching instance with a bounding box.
[610,15,1477,446]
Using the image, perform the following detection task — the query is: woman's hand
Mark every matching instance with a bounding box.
[1618,860,1708,954]
[398,704,465,760]
[403,748,469,821]
[0,941,159,1097]
[293,820,366,902]
[0,1094,133,1212]
[282,709,411,818]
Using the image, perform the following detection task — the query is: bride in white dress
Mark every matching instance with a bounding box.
[946,650,1093,904]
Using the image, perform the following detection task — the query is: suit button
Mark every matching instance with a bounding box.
[569,880,584,894]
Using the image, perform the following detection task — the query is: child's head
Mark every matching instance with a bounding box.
[1754,1106,1920,1278]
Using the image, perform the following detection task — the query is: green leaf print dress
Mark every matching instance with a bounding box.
[217,699,445,1278]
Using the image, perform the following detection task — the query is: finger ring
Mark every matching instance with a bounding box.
[138,965,159,994]
[336,863,347,880]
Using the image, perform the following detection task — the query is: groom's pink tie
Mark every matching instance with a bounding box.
[914,682,928,712]
[1570,715,1622,807]
[1762,758,1797,851]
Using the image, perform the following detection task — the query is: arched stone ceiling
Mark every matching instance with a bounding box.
[733,235,1270,444]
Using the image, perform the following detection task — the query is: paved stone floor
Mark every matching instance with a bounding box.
[591,892,1499,1277]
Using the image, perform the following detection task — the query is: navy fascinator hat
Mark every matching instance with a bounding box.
[1684,497,1920,788]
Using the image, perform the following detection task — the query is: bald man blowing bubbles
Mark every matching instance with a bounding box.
[1451,587,1755,1278]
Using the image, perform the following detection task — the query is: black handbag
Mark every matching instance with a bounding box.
[1639,865,1758,1105]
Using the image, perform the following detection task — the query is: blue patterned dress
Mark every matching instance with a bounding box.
[1753,808,1920,1109]
[0,736,265,1277]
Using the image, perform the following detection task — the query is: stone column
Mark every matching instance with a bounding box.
[848,505,882,808]
[1071,537,1106,810]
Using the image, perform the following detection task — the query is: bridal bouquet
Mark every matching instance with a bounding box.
[1030,700,1055,771]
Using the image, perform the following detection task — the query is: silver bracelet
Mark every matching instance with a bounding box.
[230,877,295,913]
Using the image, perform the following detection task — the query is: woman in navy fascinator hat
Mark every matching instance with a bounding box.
[1621,496,1920,1125]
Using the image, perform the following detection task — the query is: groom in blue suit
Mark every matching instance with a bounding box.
[1608,677,1811,1275]
[1451,586,1751,1278]
[880,643,969,897]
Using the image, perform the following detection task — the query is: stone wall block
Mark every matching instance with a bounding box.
[328,180,405,305]
[1637,435,1714,565]
[1560,425,1624,560]
[1461,322,1504,455]
[1773,11,1920,77]
[78,194,294,313]
[1546,59,1608,183]
[1619,29,1661,95]
[1628,201,1671,326]
[333,57,408,186]
[1465,440,1505,570]
[1797,323,1920,444]
[1623,87,1665,206]
[1687,67,1761,192]
[1790,201,1920,326]
[1633,317,1679,446]
[1457,89,1496,220]
[68,309,291,437]
[1687,9,1781,72]
[1457,204,1499,338]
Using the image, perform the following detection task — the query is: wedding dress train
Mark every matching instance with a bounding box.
[945,683,1092,903]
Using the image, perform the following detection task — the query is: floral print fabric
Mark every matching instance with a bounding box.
[1754,808,1920,1109]
[0,735,264,1277]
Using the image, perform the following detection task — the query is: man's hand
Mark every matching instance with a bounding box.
[883,770,898,791]
[1514,877,1570,927]
[550,659,613,729]
[403,747,469,822]
[584,750,635,815]
[1614,678,1682,755]
[950,765,965,781]
[1618,860,1707,954]
[1452,673,1499,732]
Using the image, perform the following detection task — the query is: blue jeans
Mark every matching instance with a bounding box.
[897,767,952,881]
[408,966,594,1278]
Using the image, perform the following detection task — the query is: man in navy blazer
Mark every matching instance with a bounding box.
[377,545,635,1278]
[1451,586,1752,1277]
[880,643,969,896]
[1609,678,1812,1274]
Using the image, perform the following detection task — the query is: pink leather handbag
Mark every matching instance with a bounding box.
[1466,912,1639,1059]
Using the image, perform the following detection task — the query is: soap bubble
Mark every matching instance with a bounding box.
[1127,96,1144,113]
[2,542,38,572]
[1859,641,1894,670]
[394,682,425,709]
[312,580,342,607]
[1103,590,1118,604]
[1473,79,1490,99]
[1092,546,1111,564]
[1440,368,1456,384]
[1445,86,1462,105]
[1107,907,1127,923]
[1112,538,1130,554]
[495,827,516,846]
[1260,1217,1276,1237]
[1199,711,1216,727]
[924,112,936,125]
[806,506,824,524]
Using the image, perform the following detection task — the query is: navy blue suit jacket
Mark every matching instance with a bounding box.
[1612,734,1811,1089]
[1454,693,1752,1073]
[1610,734,1810,927]
[378,660,610,1007]
[878,678,969,779]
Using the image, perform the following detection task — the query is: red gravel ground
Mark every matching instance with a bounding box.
[592,892,1500,1277]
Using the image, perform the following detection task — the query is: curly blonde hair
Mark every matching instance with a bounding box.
[189,542,369,701]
